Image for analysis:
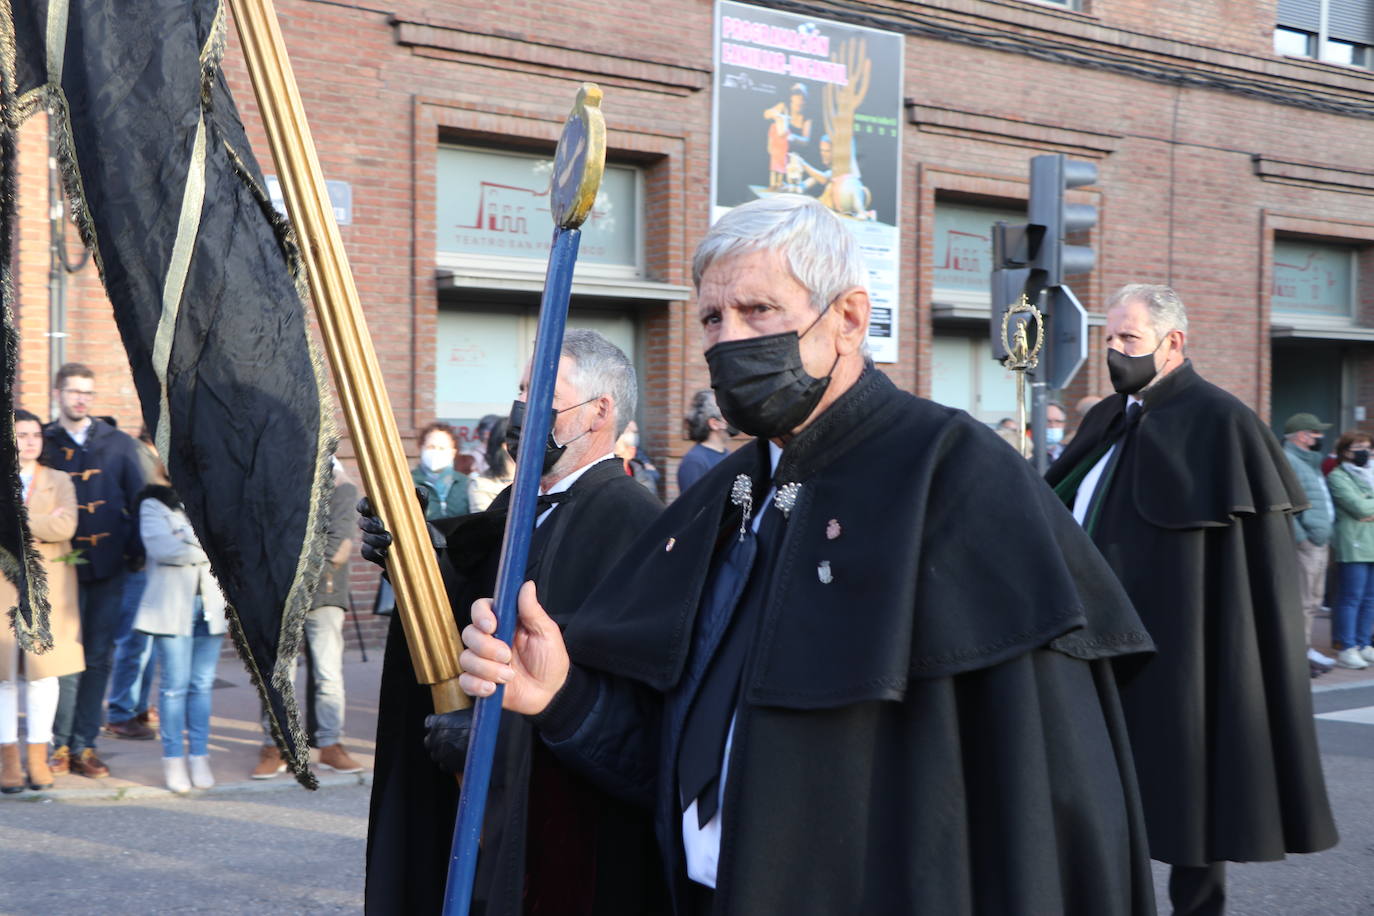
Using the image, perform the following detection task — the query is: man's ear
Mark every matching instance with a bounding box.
[589,395,614,432]
[1168,328,1187,356]
[831,287,871,356]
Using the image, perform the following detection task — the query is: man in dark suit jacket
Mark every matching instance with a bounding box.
[42,363,145,779]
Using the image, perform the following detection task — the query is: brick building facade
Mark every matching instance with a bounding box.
[10,0,1374,621]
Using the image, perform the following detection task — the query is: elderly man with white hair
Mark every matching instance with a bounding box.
[1047,284,1337,916]
[362,329,665,916]
[458,196,1159,915]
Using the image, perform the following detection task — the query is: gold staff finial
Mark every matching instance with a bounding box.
[1000,294,1044,458]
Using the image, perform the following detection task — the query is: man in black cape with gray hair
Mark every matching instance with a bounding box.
[364,329,665,915]
[454,195,1158,915]
[1047,283,1337,916]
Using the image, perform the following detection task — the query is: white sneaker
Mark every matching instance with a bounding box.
[188,755,215,789]
[163,756,192,793]
[1360,647,1374,664]
[1309,648,1336,667]
[1336,647,1369,669]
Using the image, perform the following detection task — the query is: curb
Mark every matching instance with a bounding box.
[1,769,371,803]
[1312,678,1374,694]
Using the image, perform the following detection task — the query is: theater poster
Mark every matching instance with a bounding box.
[712,1,903,363]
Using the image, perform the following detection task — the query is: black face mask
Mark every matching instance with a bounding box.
[705,310,838,440]
[506,397,594,475]
[1106,337,1168,396]
[1310,437,1324,453]
[1353,449,1370,468]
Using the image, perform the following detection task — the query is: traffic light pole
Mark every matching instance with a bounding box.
[1030,376,1048,475]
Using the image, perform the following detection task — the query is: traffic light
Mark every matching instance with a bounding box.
[989,221,1030,362]
[1027,154,1097,289]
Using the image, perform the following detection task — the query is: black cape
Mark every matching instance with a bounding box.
[1046,361,1338,865]
[365,458,664,915]
[560,369,1158,915]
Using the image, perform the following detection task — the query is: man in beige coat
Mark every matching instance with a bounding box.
[1,409,84,792]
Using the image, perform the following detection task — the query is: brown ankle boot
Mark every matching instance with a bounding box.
[1,743,23,794]
[26,744,53,790]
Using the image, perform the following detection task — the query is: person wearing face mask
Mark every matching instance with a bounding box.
[410,422,470,520]
[360,329,665,916]
[1044,401,1069,462]
[1281,413,1338,675]
[456,196,1159,915]
[677,389,737,495]
[615,420,661,495]
[1324,430,1374,670]
[1047,284,1336,916]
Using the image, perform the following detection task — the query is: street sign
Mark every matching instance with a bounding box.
[1044,284,1088,391]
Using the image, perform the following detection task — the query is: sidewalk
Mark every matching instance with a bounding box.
[3,649,384,801]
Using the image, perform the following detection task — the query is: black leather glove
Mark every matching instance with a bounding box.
[356,489,444,569]
[424,708,473,775]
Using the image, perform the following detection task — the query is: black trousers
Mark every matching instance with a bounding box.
[1169,862,1226,916]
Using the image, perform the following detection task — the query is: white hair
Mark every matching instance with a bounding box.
[692,196,867,311]
[1107,283,1189,339]
[561,328,637,436]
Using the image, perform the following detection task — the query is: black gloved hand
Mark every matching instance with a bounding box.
[356,488,444,570]
[424,708,473,775]
[356,495,394,569]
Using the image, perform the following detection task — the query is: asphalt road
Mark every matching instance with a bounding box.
[1147,682,1374,916]
[0,782,370,914]
[4,685,1373,915]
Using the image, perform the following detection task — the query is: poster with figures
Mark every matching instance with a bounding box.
[712,1,903,362]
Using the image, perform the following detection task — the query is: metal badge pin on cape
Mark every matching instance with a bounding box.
[817,560,833,584]
[730,474,753,541]
[665,537,676,552]
[826,519,841,540]
[774,482,802,519]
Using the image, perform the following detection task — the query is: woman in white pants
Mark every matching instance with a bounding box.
[0,410,84,793]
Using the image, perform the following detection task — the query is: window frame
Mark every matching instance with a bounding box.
[1275,0,1373,69]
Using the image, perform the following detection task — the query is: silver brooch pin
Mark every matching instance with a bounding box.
[730,474,753,541]
[817,560,833,584]
[774,482,802,519]
[665,537,676,552]
[826,519,841,540]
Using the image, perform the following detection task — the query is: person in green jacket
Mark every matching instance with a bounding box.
[1282,412,1335,672]
[1325,428,1374,669]
[410,422,470,520]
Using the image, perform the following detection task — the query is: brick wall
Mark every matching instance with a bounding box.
[11,0,1374,495]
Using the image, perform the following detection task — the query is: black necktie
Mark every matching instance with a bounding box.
[678,499,785,827]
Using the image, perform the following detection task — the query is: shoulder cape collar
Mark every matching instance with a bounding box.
[772,364,899,486]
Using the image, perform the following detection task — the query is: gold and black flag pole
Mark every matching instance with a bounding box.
[226,0,468,718]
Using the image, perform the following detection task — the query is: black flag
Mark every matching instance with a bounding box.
[1,0,335,786]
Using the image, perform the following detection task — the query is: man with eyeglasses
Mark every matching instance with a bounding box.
[41,363,145,779]
[361,330,666,916]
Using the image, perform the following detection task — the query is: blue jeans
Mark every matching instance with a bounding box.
[152,606,222,758]
[1335,562,1374,649]
[106,569,157,723]
[53,572,125,752]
